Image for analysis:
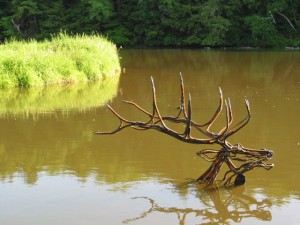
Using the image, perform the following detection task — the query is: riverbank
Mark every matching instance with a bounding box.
[0,33,121,88]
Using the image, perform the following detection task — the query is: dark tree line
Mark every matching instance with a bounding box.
[0,0,299,47]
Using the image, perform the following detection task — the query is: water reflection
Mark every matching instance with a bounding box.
[0,77,119,118]
[124,185,272,225]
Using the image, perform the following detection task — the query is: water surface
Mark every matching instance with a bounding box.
[1,49,300,225]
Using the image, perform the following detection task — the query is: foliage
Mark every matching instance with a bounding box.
[85,0,114,20]
[245,15,282,47]
[0,32,121,88]
[0,0,299,47]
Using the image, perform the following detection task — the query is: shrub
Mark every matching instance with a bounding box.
[0,32,121,88]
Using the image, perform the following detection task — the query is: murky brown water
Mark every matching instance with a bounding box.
[1,49,300,225]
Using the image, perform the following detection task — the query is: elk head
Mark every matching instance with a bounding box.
[95,74,274,186]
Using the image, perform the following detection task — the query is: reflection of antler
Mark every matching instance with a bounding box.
[122,196,208,224]
[123,187,272,225]
[96,74,274,185]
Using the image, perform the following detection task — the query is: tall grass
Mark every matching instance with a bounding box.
[0,33,121,88]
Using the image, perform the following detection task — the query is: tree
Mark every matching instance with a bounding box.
[0,0,13,41]
[245,15,282,47]
[0,0,299,47]
[10,0,41,39]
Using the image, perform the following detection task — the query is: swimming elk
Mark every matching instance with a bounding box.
[95,74,274,186]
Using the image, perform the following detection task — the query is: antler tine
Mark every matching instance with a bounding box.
[94,104,132,135]
[216,98,233,139]
[94,122,132,135]
[122,100,153,118]
[223,99,251,140]
[188,87,224,139]
[121,77,161,126]
[227,98,233,126]
[122,76,166,126]
[151,76,169,129]
[196,87,224,137]
[148,76,157,125]
[178,72,188,118]
[183,93,193,138]
[206,87,224,128]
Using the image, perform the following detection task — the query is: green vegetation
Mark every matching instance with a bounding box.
[0,77,119,118]
[0,33,121,88]
[0,0,299,48]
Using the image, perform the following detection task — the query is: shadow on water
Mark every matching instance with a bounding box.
[124,184,272,225]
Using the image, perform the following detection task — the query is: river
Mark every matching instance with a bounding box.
[0,49,299,225]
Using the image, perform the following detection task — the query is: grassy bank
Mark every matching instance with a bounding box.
[0,33,121,88]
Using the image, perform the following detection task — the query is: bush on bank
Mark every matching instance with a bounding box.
[0,33,121,88]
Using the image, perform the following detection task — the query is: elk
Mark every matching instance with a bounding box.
[95,74,274,186]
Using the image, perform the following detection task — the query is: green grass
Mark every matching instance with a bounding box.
[0,32,121,88]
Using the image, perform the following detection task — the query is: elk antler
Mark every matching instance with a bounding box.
[95,74,274,185]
